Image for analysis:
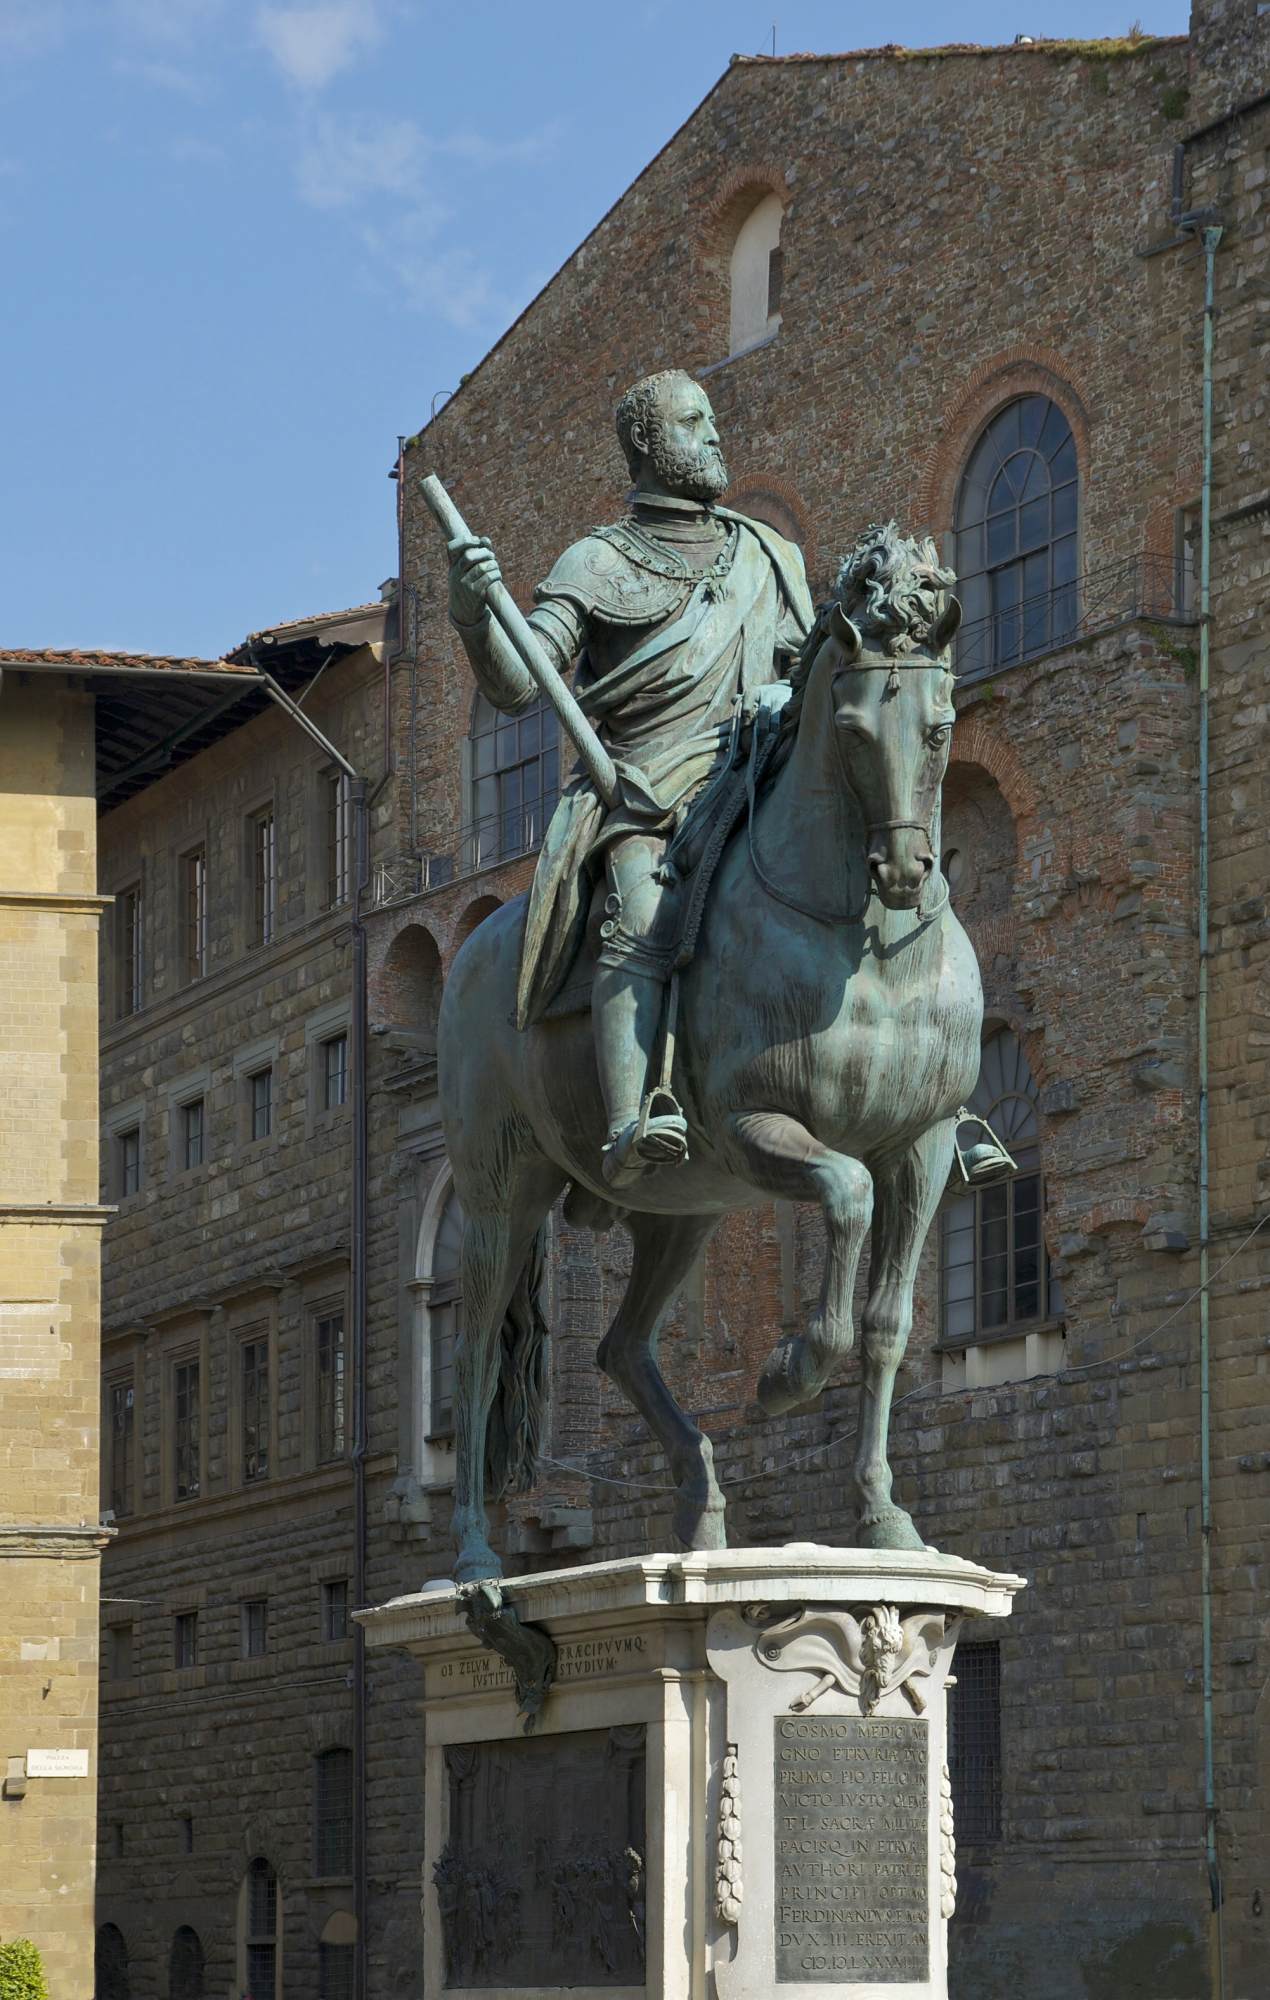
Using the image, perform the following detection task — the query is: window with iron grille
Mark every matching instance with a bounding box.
[251,807,277,946]
[326,768,353,906]
[241,1336,270,1483]
[322,1032,348,1110]
[117,883,143,1018]
[183,847,207,981]
[180,1097,205,1172]
[173,1358,200,1500]
[108,1379,135,1517]
[173,1610,198,1669]
[245,1857,278,2000]
[110,1623,134,1679]
[241,1597,268,1659]
[117,1125,142,1198]
[319,1941,355,2000]
[315,1310,346,1462]
[249,1064,273,1141]
[428,1186,463,1438]
[321,1577,349,1642]
[948,1640,1003,1842]
[315,1747,354,1876]
[168,1925,205,2000]
[464,691,560,870]
[954,396,1078,676]
[940,1029,1062,1347]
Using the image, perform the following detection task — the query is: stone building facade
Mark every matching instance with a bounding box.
[92,12,1268,2000]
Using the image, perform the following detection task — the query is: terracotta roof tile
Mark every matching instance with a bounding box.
[0,646,249,674]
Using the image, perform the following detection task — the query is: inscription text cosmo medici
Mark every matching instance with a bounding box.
[774,1716,928,1984]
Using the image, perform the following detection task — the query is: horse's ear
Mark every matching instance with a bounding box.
[930,595,962,655]
[829,604,862,662]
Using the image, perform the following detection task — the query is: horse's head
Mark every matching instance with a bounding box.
[798,522,961,912]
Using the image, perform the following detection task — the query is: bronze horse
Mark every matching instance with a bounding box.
[437,526,982,1581]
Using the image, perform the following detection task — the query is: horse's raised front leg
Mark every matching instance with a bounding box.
[855,1117,957,1551]
[452,1157,564,1583]
[596,1210,724,1551]
[728,1111,874,1418]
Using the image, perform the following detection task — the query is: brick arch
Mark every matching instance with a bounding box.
[917,346,1093,539]
[451,893,503,963]
[692,165,791,364]
[723,469,816,575]
[1078,1196,1151,1236]
[948,716,1040,826]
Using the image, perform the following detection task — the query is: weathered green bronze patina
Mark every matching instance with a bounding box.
[432,374,983,1582]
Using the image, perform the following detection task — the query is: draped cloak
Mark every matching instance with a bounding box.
[515,509,814,1028]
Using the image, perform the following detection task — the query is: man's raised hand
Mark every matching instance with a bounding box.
[448,535,502,626]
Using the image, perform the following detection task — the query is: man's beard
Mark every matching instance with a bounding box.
[646,424,729,502]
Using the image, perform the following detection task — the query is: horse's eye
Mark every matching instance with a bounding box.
[927,723,953,748]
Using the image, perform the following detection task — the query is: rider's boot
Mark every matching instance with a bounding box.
[593,962,688,1189]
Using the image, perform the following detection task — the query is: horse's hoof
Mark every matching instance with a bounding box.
[854,1504,926,1552]
[673,1493,727,1552]
[756,1337,821,1417]
[453,1543,503,1584]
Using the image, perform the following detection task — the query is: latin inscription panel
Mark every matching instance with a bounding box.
[774,1716,928,1984]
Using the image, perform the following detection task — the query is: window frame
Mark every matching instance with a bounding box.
[240,1596,269,1660]
[313,1746,354,1880]
[325,767,353,908]
[105,1372,137,1519]
[953,395,1080,680]
[320,1577,350,1643]
[462,689,561,873]
[115,879,144,1020]
[322,1032,349,1112]
[171,1354,202,1504]
[313,1304,348,1465]
[239,1331,271,1485]
[249,803,278,948]
[181,844,208,983]
[948,1638,1003,1844]
[241,1856,281,2000]
[173,1608,199,1670]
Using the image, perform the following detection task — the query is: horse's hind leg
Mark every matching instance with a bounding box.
[451,1153,564,1583]
[727,1110,874,1417]
[596,1210,724,1551]
[855,1118,957,1551]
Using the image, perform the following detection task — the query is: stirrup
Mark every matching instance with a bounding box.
[601,1089,689,1189]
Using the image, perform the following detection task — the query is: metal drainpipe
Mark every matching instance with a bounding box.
[1187,216,1224,1989]
[350,777,371,2000]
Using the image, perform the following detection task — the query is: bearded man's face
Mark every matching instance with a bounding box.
[644,381,728,501]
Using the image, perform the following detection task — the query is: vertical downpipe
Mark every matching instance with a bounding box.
[350,778,370,2000]
[1194,220,1223,1995]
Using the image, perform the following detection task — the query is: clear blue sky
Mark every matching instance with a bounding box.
[0,0,1188,658]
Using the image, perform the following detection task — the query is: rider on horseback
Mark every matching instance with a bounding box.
[447,368,813,1188]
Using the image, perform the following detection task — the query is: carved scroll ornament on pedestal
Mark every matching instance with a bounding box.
[746,1602,951,1715]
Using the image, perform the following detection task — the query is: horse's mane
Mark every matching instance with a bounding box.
[780,522,958,747]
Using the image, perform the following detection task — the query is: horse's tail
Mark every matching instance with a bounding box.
[484,1224,551,1500]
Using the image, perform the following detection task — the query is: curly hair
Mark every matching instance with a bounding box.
[614,369,696,477]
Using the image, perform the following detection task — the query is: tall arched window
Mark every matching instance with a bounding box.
[954,396,1078,675]
[315,1747,354,1877]
[243,1857,280,2000]
[428,1186,463,1440]
[729,191,784,356]
[941,1029,1060,1346]
[169,1926,205,2000]
[465,692,559,871]
[96,1924,130,2000]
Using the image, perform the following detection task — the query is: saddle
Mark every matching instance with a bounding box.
[540,703,785,1021]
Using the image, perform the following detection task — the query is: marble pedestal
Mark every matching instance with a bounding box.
[359,1545,1023,2000]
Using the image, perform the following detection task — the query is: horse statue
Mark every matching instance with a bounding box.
[437,523,983,1582]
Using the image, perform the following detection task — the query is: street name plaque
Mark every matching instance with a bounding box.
[773,1715,929,1984]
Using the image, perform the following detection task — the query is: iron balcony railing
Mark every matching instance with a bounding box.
[955,552,1197,684]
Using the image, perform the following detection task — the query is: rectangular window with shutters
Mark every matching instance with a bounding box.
[315,1310,346,1462]
[173,1610,198,1669]
[107,1379,135,1517]
[116,882,143,1018]
[948,1640,1003,1842]
[326,769,352,906]
[183,847,207,981]
[173,1358,200,1501]
[321,1577,349,1642]
[180,1097,205,1172]
[240,1337,270,1483]
[117,1125,142,1199]
[249,1065,273,1141]
[241,1597,268,1659]
[251,806,277,947]
[322,1032,348,1111]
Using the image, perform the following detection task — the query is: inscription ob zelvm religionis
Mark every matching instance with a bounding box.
[774,1715,928,1984]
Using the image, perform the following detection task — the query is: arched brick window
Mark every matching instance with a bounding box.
[168,1925,205,2000]
[315,1747,354,1877]
[243,1857,280,2000]
[464,691,559,870]
[95,1924,130,2000]
[941,1029,1060,1345]
[954,396,1078,676]
[729,191,784,357]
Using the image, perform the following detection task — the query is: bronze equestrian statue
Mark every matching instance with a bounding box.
[429,369,982,1584]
